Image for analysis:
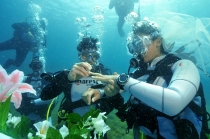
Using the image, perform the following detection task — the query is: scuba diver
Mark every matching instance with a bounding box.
[91,20,210,139]
[40,36,124,139]
[109,0,139,37]
[17,56,51,126]
[0,18,47,69]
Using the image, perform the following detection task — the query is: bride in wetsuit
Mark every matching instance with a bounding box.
[91,20,207,139]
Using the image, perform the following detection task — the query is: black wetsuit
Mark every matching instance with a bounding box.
[0,22,46,69]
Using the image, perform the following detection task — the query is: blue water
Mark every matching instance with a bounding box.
[0,0,210,134]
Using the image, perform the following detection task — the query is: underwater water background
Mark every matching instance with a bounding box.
[0,0,210,138]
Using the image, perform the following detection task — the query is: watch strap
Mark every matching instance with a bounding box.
[117,81,124,90]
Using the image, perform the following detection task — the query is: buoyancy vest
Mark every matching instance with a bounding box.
[116,54,210,139]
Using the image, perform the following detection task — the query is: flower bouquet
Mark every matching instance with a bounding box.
[29,108,110,139]
[0,65,110,139]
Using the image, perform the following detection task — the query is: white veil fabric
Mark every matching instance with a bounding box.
[149,11,210,78]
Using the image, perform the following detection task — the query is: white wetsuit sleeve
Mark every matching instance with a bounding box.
[124,60,200,116]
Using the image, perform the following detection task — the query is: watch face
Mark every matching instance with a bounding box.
[117,73,129,89]
[119,74,128,82]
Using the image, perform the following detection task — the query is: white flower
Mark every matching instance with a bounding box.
[59,125,69,139]
[33,120,53,139]
[91,112,110,139]
[7,113,12,119]
[84,116,92,127]
[81,132,89,139]
[27,132,33,139]
[6,113,21,128]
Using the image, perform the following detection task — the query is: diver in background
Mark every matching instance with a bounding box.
[0,18,47,69]
[17,55,51,126]
[109,0,138,37]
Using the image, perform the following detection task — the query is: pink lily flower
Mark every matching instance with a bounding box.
[0,65,36,108]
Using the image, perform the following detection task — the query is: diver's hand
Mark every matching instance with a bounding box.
[91,72,120,97]
[90,72,119,83]
[68,62,92,81]
[82,88,100,105]
[104,79,120,97]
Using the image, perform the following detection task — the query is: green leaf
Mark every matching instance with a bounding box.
[64,134,72,139]
[32,135,41,139]
[79,128,90,135]
[78,120,83,128]
[0,95,12,131]
[69,124,90,137]
[2,116,31,139]
[66,113,81,123]
[14,115,31,138]
[82,107,100,120]
[206,133,210,139]
[46,127,63,139]
[69,124,81,135]
[64,134,84,139]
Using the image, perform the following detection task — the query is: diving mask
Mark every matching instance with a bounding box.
[127,35,152,56]
[79,49,101,63]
